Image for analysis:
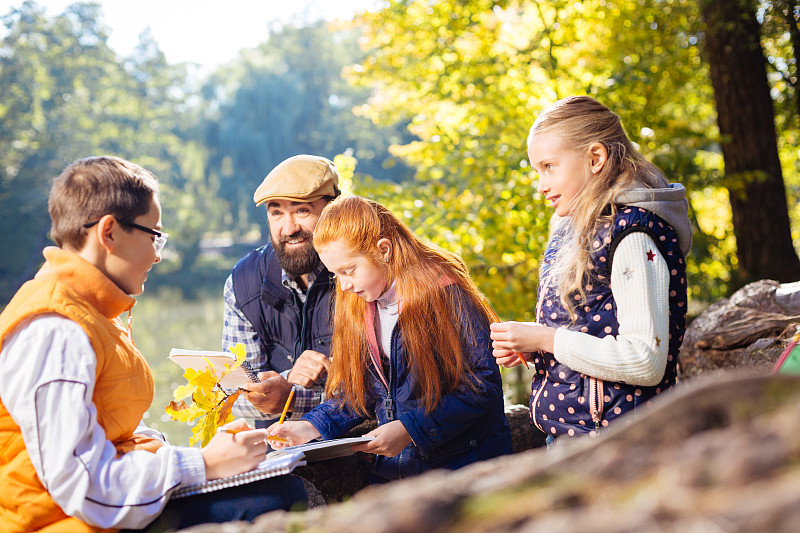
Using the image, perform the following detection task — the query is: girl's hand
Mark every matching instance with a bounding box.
[266,420,320,449]
[490,321,556,358]
[493,348,530,368]
[352,420,412,457]
[201,419,268,480]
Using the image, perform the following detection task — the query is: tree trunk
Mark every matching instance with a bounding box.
[700,0,800,286]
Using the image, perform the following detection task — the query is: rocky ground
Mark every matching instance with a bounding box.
[179,280,800,533]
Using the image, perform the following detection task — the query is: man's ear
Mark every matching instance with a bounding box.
[376,237,393,263]
[588,142,607,174]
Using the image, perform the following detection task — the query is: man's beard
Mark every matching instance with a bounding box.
[273,229,321,278]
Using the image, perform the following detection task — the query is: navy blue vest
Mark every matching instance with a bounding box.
[532,206,687,438]
[231,243,334,375]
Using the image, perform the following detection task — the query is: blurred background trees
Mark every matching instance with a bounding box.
[3,0,798,307]
[1,0,799,430]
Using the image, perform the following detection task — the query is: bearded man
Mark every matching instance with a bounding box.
[223,155,339,427]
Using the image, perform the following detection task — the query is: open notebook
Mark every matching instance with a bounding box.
[171,449,306,499]
[266,436,375,462]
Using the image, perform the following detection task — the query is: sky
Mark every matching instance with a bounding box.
[0,0,380,70]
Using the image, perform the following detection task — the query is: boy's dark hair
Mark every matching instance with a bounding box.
[49,156,159,250]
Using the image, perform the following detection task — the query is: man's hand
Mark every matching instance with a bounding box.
[286,349,331,388]
[243,372,294,415]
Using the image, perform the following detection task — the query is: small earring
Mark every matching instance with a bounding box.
[384,257,389,262]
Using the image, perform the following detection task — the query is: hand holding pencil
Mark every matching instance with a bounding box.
[489,318,557,369]
[204,419,268,479]
[484,300,529,368]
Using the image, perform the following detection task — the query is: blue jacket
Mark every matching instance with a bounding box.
[231,243,334,372]
[533,206,687,437]
[302,285,513,482]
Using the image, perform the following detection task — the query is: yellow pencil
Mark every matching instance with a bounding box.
[218,426,288,443]
[278,388,295,424]
[484,300,529,368]
[217,427,244,435]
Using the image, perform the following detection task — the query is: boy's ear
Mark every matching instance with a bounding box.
[588,142,607,174]
[376,237,392,262]
[89,214,119,253]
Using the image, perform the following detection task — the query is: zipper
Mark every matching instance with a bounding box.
[296,280,318,359]
[293,291,304,360]
[589,376,604,432]
[385,323,397,422]
[529,372,547,432]
[529,278,549,433]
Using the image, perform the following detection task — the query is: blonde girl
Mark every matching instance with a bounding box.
[490,96,692,440]
[269,196,512,481]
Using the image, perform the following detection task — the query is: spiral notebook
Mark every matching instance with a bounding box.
[168,348,255,389]
[171,449,306,499]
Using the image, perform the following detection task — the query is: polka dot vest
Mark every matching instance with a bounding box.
[531,206,687,438]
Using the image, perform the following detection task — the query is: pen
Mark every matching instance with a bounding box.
[278,388,295,424]
[484,300,529,369]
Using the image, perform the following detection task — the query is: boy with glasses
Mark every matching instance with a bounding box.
[0,156,305,532]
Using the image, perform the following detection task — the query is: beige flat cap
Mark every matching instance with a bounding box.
[253,155,340,206]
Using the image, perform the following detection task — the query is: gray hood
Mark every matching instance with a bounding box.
[615,183,692,255]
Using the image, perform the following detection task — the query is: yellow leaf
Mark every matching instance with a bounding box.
[165,400,200,422]
[173,383,195,401]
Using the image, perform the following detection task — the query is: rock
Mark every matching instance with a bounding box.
[679,280,800,377]
[506,403,547,452]
[179,373,800,533]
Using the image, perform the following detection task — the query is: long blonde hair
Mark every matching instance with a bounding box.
[529,96,667,320]
[314,196,490,415]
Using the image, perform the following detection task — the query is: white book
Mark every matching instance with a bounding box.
[168,348,255,389]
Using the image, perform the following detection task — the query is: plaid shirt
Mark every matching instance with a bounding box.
[222,269,326,422]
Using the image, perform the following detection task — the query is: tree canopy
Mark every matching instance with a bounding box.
[348,0,726,319]
[0,0,798,313]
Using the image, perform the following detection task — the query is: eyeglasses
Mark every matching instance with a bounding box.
[84,219,169,254]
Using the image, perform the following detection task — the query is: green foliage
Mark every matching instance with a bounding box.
[0,2,218,300]
[200,21,414,238]
[1,0,799,405]
[350,0,730,317]
[760,1,800,255]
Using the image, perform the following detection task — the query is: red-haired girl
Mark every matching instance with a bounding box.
[268,196,512,481]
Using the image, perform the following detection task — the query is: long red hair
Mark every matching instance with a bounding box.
[314,196,491,415]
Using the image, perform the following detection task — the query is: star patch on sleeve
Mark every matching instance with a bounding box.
[623,267,635,280]
[646,249,656,262]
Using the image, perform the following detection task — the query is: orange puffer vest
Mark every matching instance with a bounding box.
[0,247,161,532]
